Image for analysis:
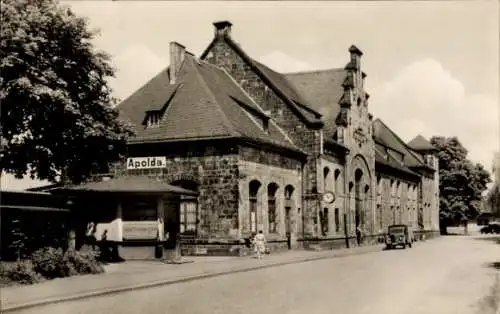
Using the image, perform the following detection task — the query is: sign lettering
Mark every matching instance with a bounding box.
[126,156,167,170]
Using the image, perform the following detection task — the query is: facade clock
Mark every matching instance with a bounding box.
[322,191,336,204]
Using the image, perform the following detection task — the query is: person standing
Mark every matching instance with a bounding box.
[253,230,266,260]
[85,221,97,250]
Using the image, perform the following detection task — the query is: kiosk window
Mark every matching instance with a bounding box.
[180,201,197,234]
[122,199,157,221]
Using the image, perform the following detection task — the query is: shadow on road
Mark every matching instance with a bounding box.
[471,235,500,271]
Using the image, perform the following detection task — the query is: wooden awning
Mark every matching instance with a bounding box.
[0,205,70,213]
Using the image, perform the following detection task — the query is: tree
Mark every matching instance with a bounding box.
[1,0,133,184]
[486,183,500,217]
[430,136,491,233]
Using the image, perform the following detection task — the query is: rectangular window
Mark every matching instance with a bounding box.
[180,201,197,235]
[250,196,257,233]
[122,199,157,222]
[334,208,340,233]
[268,197,277,233]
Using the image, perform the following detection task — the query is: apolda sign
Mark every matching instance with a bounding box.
[127,156,167,170]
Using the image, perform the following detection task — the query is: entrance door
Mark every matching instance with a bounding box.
[285,206,292,249]
[163,197,180,259]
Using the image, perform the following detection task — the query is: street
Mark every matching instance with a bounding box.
[11,235,500,314]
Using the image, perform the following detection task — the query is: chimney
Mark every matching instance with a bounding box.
[348,45,363,70]
[213,20,233,38]
[169,41,185,84]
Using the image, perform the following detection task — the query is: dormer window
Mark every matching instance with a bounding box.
[146,111,162,128]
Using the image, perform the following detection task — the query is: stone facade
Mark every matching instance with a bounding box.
[203,34,322,242]
[108,21,440,256]
[238,145,303,252]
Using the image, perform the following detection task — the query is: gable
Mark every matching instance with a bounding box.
[201,34,323,128]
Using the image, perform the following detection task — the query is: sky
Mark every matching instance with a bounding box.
[1,0,499,190]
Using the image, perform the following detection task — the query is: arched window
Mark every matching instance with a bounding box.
[285,185,294,200]
[249,180,261,233]
[334,169,341,194]
[377,204,383,231]
[323,167,330,192]
[268,183,279,233]
[320,207,329,235]
[334,208,340,233]
[376,176,382,196]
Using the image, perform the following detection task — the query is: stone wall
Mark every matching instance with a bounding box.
[318,157,346,238]
[375,173,420,232]
[239,145,303,245]
[421,175,436,231]
[203,37,322,239]
[112,140,240,242]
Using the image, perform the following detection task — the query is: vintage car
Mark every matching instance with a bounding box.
[480,223,500,234]
[385,224,413,249]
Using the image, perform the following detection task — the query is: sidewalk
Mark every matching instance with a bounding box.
[1,244,384,312]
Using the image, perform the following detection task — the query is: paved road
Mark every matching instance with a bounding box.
[12,236,500,314]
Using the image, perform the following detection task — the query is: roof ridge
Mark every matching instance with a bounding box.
[187,55,241,137]
[284,67,345,76]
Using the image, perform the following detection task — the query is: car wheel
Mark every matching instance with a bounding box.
[402,243,406,249]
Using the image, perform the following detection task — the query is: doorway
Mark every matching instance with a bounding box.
[285,206,292,249]
[355,169,363,246]
[166,180,199,259]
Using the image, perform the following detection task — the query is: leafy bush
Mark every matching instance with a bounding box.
[0,261,43,285]
[2,247,105,285]
[31,247,77,279]
[63,249,104,275]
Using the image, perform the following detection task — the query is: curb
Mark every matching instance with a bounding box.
[2,245,384,313]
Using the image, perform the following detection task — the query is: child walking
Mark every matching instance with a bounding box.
[253,230,266,260]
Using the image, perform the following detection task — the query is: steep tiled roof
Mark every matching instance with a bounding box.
[284,69,346,138]
[117,54,302,154]
[375,143,420,177]
[408,135,435,152]
[117,68,174,131]
[373,119,433,171]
